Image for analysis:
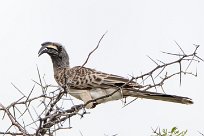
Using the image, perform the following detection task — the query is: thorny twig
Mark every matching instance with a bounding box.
[80,31,108,68]
[0,39,202,135]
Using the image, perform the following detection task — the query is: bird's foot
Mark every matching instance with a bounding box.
[71,104,84,111]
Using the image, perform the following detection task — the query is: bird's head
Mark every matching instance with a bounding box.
[38,42,65,57]
[38,42,70,69]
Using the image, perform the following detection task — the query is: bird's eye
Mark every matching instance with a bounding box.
[58,46,62,52]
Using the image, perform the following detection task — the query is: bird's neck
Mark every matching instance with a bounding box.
[51,56,70,72]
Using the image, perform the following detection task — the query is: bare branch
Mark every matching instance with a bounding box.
[80,31,108,68]
[0,42,202,135]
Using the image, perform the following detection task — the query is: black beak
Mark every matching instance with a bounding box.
[38,46,48,57]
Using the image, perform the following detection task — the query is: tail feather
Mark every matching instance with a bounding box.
[124,89,193,105]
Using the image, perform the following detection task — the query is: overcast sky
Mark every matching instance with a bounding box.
[0,0,204,136]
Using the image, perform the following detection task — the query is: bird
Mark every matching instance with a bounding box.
[38,42,193,109]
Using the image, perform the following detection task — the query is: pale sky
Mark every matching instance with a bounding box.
[0,0,204,136]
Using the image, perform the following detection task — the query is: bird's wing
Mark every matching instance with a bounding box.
[66,66,141,89]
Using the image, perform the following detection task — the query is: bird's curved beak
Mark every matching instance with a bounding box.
[38,46,48,57]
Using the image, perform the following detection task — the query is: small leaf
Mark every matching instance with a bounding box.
[171,127,177,133]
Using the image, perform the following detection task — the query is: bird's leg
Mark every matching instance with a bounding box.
[79,90,95,109]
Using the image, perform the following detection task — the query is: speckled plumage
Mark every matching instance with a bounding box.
[54,66,140,90]
[38,42,193,108]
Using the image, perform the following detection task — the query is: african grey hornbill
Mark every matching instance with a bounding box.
[38,42,193,109]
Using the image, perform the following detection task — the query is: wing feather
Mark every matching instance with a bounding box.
[65,66,141,89]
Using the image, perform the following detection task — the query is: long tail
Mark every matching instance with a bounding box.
[123,89,193,105]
